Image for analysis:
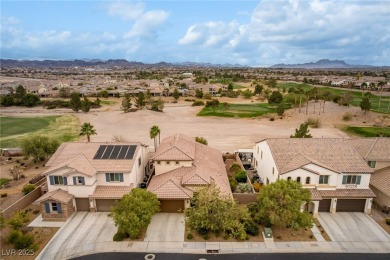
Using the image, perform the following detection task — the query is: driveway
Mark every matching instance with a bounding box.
[144,213,185,242]
[318,212,390,242]
[37,212,116,260]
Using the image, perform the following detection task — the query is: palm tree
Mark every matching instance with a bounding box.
[80,122,97,142]
[150,125,161,152]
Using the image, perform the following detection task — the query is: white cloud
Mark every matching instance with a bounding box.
[124,10,169,38]
[106,0,145,21]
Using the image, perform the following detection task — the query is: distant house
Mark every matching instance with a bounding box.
[182,73,193,78]
[147,134,231,212]
[35,142,149,221]
[253,138,376,218]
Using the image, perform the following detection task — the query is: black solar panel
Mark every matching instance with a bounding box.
[93,145,107,159]
[110,145,122,159]
[117,145,129,159]
[101,145,114,159]
[125,145,136,159]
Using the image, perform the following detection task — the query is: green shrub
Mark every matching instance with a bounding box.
[229,163,242,173]
[386,219,390,225]
[8,230,22,243]
[235,170,248,183]
[305,117,321,128]
[202,233,210,240]
[186,233,194,240]
[8,211,30,230]
[342,112,353,121]
[192,100,205,106]
[22,184,36,195]
[228,176,237,192]
[197,228,209,236]
[113,231,125,241]
[236,183,251,193]
[244,220,259,236]
[14,233,35,249]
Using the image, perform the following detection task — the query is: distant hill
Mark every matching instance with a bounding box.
[269,59,376,69]
[0,59,248,68]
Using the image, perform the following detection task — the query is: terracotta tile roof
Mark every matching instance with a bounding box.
[45,142,142,176]
[263,138,374,174]
[148,134,232,199]
[319,188,376,198]
[370,166,390,196]
[346,138,390,161]
[35,189,74,204]
[309,188,323,200]
[89,185,133,199]
[152,134,195,161]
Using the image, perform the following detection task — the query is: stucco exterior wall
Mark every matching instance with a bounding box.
[370,185,390,207]
[155,161,193,175]
[253,141,279,184]
[373,161,390,170]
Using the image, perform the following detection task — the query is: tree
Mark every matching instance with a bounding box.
[360,97,371,114]
[69,92,82,112]
[223,102,230,110]
[205,99,220,112]
[22,93,40,107]
[135,92,146,109]
[268,91,283,104]
[242,89,253,99]
[195,89,203,98]
[276,103,285,116]
[121,94,132,113]
[20,135,59,163]
[0,95,14,106]
[149,97,164,111]
[81,96,91,113]
[254,84,263,95]
[251,180,313,229]
[14,85,26,100]
[94,97,101,106]
[150,125,161,152]
[111,189,160,239]
[266,79,277,89]
[227,83,234,91]
[290,123,312,138]
[79,122,97,142]
[186,184,249,240]
[339,92,353,106]
[59,87,71,98]
[173,88,180,100]
[195,136,208,145]
[97,90,109,98]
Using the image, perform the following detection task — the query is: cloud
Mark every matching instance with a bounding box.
[106,0,145,20]
[178,0,390,65]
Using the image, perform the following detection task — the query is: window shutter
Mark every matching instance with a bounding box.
[119,173,124,182]
[44,202,50,213]
[357,176,361,185]
[105,173,110,182]
[81,177,85,185]
[63,177,67,186]
[342,176,347,184]
[73,177,77,185]
[49,176,54,185]
[57,203,62,213]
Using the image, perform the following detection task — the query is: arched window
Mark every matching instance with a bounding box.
[306,177,310,184]
[287,177,292,181]
[296,177,301,183]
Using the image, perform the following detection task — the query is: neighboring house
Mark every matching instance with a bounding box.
[147,134,231,212]
[35,142,149,221]
[346,138,390,207]
[253,138,376,218]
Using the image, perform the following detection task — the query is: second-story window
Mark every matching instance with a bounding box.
[368,161,376,168]
[319,175,329,184]
[105,173,124,182]
[296,177,301,183]
[73,176,85,185]
[306,177,311,184]
[342,175,361,185]
[50,176,67,186]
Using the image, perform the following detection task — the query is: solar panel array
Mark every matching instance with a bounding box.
[93,145,137,160]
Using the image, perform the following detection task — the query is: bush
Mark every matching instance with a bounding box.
[386,219,390,225]
[244,220,259,236]
[22,184,36,195]
[8,230,22,243]
[203,93,212,100]
[229,163,242,173]
[113,231,125,241]
[269,117,275,121]
[305,117,321,128]
[186,233,194,240]
[1,193,7,198]
[192,100,205,106]
[236,183,251,193]
[342,112,353,121]
[202,233,210,240]
[252,182,261,192]
[14,233,36,250]
[197,227,209,236]
[235,170,248,183]
[8,211,30,230]
[228,176,237,192]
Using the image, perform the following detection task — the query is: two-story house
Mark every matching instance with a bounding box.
[252,138,376,218]
[35,142,149,221]
[147,134,231,212]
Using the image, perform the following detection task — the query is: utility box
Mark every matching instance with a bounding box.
[264,227,273,238]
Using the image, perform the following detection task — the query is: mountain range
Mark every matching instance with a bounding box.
[269,59,376,69]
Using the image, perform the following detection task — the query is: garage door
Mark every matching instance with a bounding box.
[76,198,90,211]
[96,199,117,212]
[336,199,365,212]
[318,199,332,212]
[160,200,184,213]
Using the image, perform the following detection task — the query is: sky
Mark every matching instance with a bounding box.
[1,0,390,66]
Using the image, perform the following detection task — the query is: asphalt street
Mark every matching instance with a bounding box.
[72,252,390,260]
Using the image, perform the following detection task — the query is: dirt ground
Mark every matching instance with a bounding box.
[272,226,316,242]
[2,98,388,151]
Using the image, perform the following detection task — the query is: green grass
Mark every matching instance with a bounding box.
[343,126,390,137]
[277,82,390,114]
[0,115,79,148]
[99,100,118,105]
[232,84,246,90]
[197,103,277,118]
[0,178,11,186]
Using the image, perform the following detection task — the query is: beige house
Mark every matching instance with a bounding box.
[253,138,376,218]
[147,134,231,212]
[35,142,149,220]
